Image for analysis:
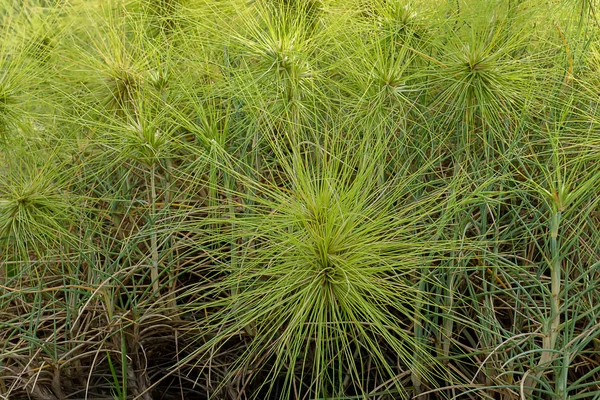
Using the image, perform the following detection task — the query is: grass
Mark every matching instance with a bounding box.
[1,0,600,399]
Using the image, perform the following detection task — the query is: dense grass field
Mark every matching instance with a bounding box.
[1,0,600,398]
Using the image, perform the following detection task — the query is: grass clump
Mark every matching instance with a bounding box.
[176,134,465,399]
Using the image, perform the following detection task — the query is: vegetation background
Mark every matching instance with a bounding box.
[1,0,600,398]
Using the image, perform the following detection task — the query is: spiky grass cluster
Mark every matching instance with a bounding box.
[177,136,465,398]
[1,0,600,399]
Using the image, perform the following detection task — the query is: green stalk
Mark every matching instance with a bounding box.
[549,210,562,351]
[150,165,160,296]
[525,206,562,395]
[548,209,562,396]
[163,159,176,308]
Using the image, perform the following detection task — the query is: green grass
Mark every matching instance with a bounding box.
[1,0,600,399]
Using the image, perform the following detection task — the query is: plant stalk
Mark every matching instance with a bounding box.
[150,165,160,296]
[524,209,561,394]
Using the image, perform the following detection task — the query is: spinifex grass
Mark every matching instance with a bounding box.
[172,130,472,399]
[0,150,78,280]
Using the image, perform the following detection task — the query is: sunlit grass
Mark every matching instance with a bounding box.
[173,132,469,399]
